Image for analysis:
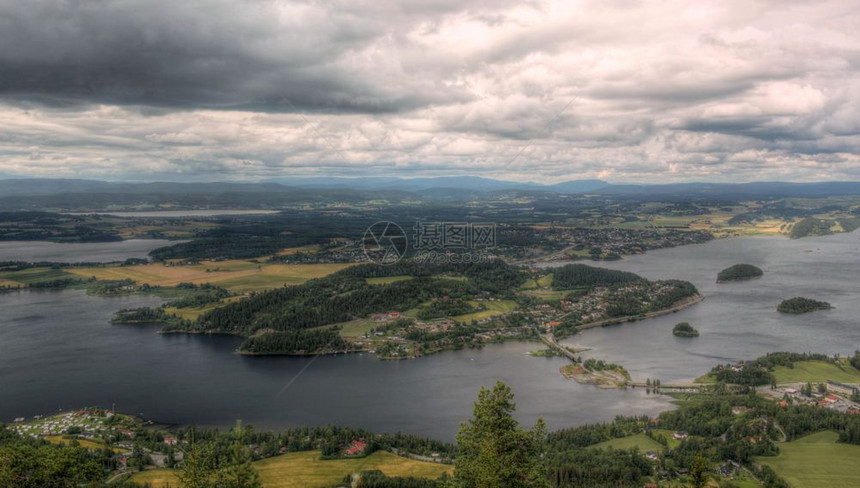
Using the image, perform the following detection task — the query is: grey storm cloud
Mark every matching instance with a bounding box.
[0,0,858,183]
[0,0,477,112]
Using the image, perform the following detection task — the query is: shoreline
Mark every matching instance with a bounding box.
[546,294,705,389]
[576,293,704,332]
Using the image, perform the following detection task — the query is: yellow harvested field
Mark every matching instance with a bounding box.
[44,435,125,453]
[130,450,451,488]
[67,262,352,292]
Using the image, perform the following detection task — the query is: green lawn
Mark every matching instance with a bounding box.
[589,433,662,452]
[772,360,860,384]
[335,318,378,338]
[756,431,860,488]
[651,429,682,449]
[451,300,517,323]
[130,450,451,488]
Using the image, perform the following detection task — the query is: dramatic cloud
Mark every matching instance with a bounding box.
[0,0,858,182]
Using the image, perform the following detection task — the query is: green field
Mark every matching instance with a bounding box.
[650,429,682,449]
[335,318,378,338]
[756,431,860,488]
[366,275,414,285]
[130,450,451,488]
[696,360,860,385]
[163,295,245,321]
[67,262,352,293]
[0,267,77,285]
[772,360,860,384]
[589,432,663,452]
[44,435,125,453]
[451,300,517,323]
[520,274,553,290]
[520,290,568,300]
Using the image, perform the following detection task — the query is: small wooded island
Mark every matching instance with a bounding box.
[777,297,833,314]
[672,322,699,337]
[716,263,763,283]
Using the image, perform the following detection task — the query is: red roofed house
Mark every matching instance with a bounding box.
[344,441,367,456]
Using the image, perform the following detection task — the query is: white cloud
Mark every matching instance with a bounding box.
[0,0,858,182]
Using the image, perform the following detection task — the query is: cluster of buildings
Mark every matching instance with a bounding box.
[775,381,860,414]
[8,409,115,439]
[557,228,712,259]
[521,281,681,331]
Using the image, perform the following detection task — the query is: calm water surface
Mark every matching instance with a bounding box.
[547,231,860,382]
[0,239,181,263]
[66,210,280,218]
[3,231,858,440]
[0,290,667,441]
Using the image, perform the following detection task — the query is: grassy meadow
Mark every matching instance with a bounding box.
[451,299,517,323]
[44,435,125,453]
[0,267,77,285]
[756,431,860,488]
[130,450,451,488]
[771,360,860,384]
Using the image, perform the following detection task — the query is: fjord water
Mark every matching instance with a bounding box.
[553,230,860,382]
[2,231,858,441]
[0,239,179,263]
[0,289,668,440]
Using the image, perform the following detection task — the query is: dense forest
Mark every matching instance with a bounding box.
[147,259,701,356]
[158,260,529,354]
[716,263,763,282]
[239,327,353,355]
[777,297,832,314]
[672,322,699,337]
[551,264,641,289]
[790,217,831,238]
[0,424,122,487]
[0,211,123,242]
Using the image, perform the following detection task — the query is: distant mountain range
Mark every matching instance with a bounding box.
[2,177,860,200]
[264,176,611,194]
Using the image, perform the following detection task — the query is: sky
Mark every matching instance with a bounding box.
[0,0,859,183]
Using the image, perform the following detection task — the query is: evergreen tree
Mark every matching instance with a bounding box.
[689,453,708,488]
[451,381,549,488]
[220,421,262,488]
[177,434,218,488]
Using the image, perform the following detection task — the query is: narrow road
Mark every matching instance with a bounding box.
[540,332,578,362]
